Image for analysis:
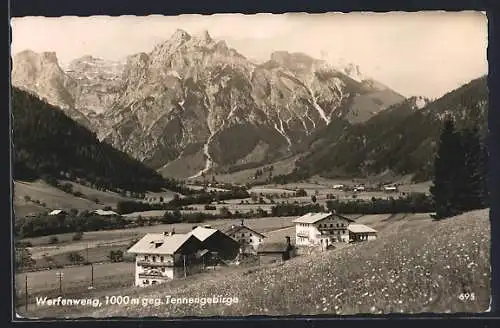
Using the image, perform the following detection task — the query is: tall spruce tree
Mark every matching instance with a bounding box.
[457,125,487,211]
[430,117,464,219]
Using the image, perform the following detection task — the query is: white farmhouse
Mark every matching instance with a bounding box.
[224,221,266,254]
[294,212,354,248]
[127,232,203,287]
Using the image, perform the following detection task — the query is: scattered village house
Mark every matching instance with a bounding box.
[92,209,120,217]
[188,226,240,263]
[257,236,296,264]
[48,209,67,216]
[294,212,355,248]
[348,224,378,242]
[224,220,266,254]
[127,231,204,287]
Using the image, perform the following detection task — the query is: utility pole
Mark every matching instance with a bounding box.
[183,255,187,278]
[25,275,28,311]
[56,272,64,294]
[88,263,94,289]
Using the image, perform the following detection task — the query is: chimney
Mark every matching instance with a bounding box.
[192,225,198,230]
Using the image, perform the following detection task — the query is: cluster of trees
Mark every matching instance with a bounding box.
[430,117,488,219]
[254,165,274,179]
[271,203,326,217]
[325,193,434,214]
[116,189,250,215]
[15,212,130,238]
[12,87,172,193]
[15,247,36,270]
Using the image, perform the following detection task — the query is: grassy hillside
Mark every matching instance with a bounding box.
[12,87,171,193]
[22,209,490,317]
[292,76,488,182]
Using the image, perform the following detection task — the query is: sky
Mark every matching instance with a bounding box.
[11,11,488,99]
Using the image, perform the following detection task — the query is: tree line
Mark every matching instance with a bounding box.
[430,116,488,219]
[11,87,175,193]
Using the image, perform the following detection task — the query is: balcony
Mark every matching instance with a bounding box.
[138,272,169,279]
[296,232,309,238]
[137,261,174,267]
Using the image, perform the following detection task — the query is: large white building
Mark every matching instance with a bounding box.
[127,232,203,287]
[294,212,355,248]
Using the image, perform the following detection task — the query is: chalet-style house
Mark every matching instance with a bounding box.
[127,232,204,287]
[294,212,355,248]
[348,224,378,242]
[257,236,296,264]
[224,221,266,254]
[188,226,240,261]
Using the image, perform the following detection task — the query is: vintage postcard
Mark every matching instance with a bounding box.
[11,11,489,318]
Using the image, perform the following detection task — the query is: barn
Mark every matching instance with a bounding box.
[188,226,240,261]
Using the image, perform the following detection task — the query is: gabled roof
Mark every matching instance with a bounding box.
[224,224,266,238]
[348,224,377,233]
[48,209,65,215]
[188,226,218,241]
[293,212,354,224]
[93,209,119,216]
[257,242,293,253]
[127,233,194,255]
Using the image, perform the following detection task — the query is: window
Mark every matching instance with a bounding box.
[336,223,339,227]
[144,280,149,285]
[330,224,333,227]
[145,255,149,261]
[161,268,165,272]
[160,256,164,262]
[152,280,157,285]
[152,256,156,262]
[259,238,262,242]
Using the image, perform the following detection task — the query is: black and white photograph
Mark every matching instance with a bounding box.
[10,11,490,318]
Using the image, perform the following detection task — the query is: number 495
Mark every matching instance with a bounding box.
[458,292,476,301]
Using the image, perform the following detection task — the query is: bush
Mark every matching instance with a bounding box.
[295,189,307,197]
[108,250,124,263]
[48,236,59,244]
[67,252,84,264]
[72,231,84,241]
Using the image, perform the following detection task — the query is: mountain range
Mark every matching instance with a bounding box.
[12,29,407,179]
[11,29,488,183]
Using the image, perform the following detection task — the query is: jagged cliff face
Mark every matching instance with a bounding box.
[11,29,405,179]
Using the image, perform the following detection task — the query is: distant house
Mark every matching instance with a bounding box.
[294,212,355,248]
[48,209,66,216]
[332,184,345,190]
[257,236,296,264]
[188,226,240,261]
[92,209,120,217]
[353,185,365,192]
[383,185,398,192]
[348,224,378,242]
[127,231,203,287]
[224,220,266,254]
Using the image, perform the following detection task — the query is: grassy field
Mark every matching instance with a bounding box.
[13,180,102,216]
[15,262,135,307]
[17,209,490,317]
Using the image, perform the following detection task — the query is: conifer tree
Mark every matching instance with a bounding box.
[430,117,464,219]
[457,125,487,211]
